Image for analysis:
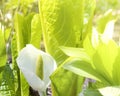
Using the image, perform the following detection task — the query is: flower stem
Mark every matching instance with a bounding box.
[38,91,46,96]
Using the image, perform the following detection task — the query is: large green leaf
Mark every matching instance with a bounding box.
[14,13,25,51]
[39,1,85,96]
[0,30,7,67]
[39,0,97,96]
[39,0,84,65]
[30,14,42,48]
[39,1,96,96]
[14,13,34,51]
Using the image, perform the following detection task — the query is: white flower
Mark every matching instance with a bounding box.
[16,44,57,94]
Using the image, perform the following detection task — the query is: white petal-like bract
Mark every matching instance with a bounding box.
[16,44,57,92]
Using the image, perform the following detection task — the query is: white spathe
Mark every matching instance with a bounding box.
[16,44,57,92]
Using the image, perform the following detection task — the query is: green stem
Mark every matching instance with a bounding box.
[16,67,21,96]
[38,91,46,96]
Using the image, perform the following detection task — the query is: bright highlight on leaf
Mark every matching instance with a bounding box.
[98,86,120,96]
[16,44,57,94]
[101,20,115,43]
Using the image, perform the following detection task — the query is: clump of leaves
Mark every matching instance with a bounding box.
[62,30,120,95]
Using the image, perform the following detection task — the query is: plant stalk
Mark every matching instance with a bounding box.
[38,91,46,96]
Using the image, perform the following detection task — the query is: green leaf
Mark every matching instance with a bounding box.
[60,46,90,61]
[0,30,7,67]
[93,40,118,84]
[39,0,84,65]
[30,14,42,48]
[14,13,34,51]
[60,46,89,58]
[0,64,15,96]
[98,86,120,96]
[63,57,102,82]
[14,13,25,51]
[50,61,84,96]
